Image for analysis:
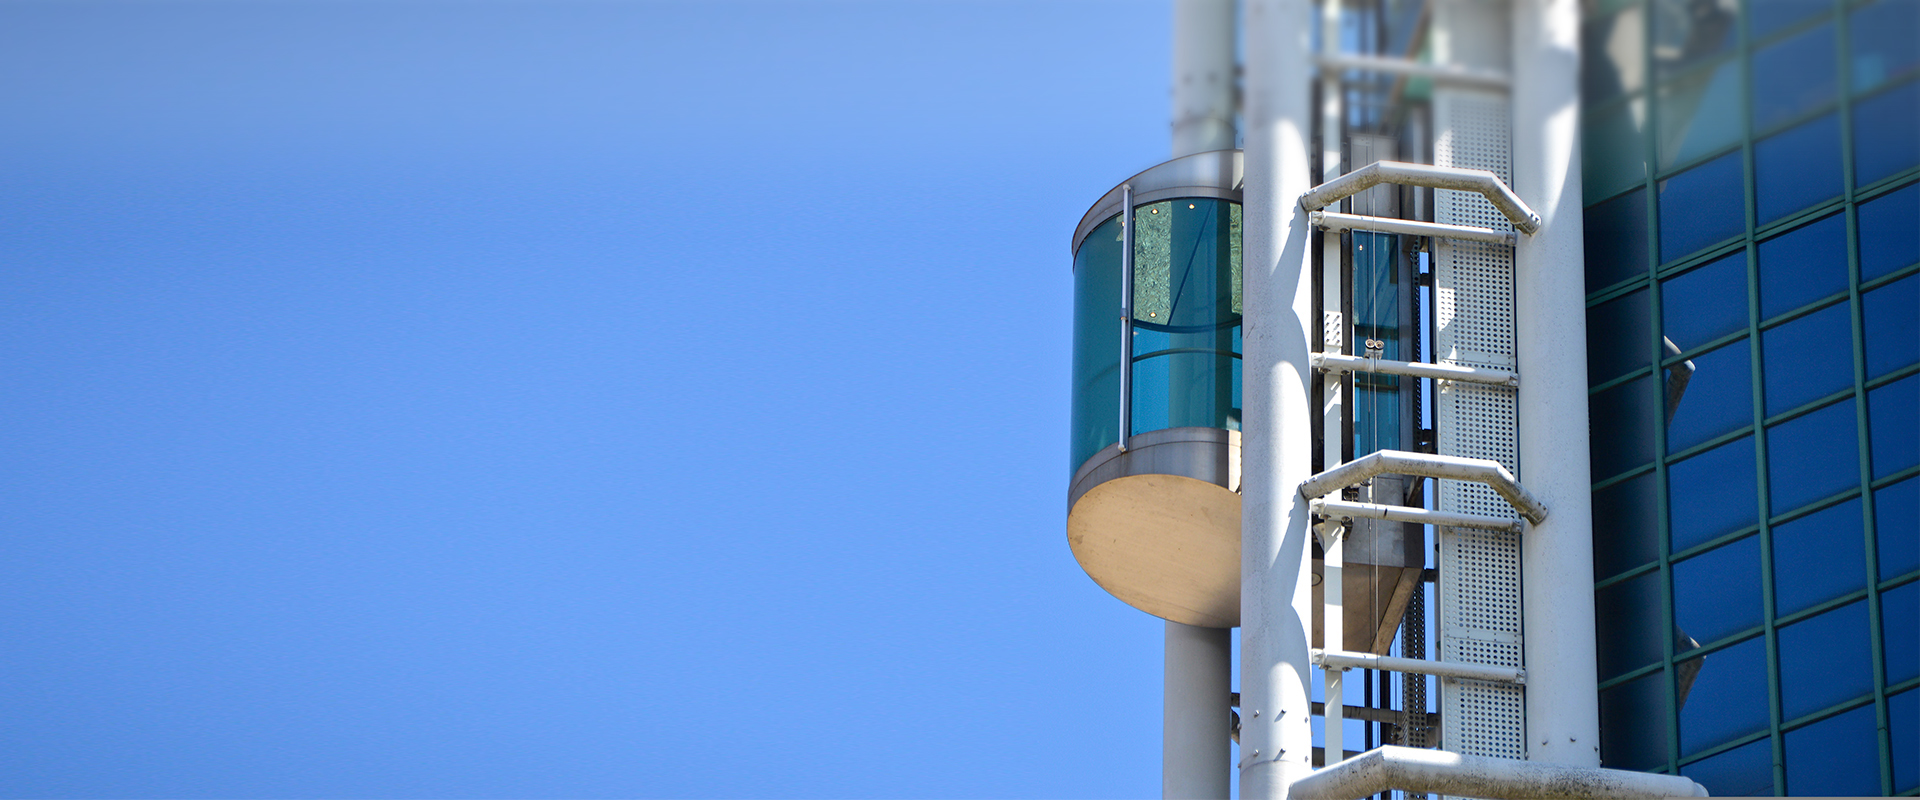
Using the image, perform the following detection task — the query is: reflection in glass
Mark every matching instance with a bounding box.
[1129,199,1242,437]
[1657,57,1744,168]
[1864,275,1919,379]
[1681,736,1775,796]
[1877,478,1919,580]
[1854,79,1920,188]
[1895,689,1919,793]
[1758,213,1847,319]
[1594,471,1660,580]
[1666,339,1752,453]
[1597,569,1665,680]
[1678,636,1769,756]
[1585,187,1650,290]
[1778,600,1872,720]
[1661,252,1746,346]
[1600,669,1671,771]
[1674,536,1761,643]
[1870,376,1918,479]
[1651,0,1736,83]
[1771,498,1865,618]
[1755,113,1841,225]
[1884,581,1918,685]
[1592,375,1659,479]
[1670,435,1758,551]
[1071,215,1123,473]
[1784,702,1881,796]
[1762,302,1852,414]
[1584,5,1645,103]
[1659,151,1745,262]
[1588,288,1650,385]
[1585,98,1651,204]
[1850,0,1920,94]
[1767,400,1859,515]
[1751,22,1837,132]
[1859,183,1919,281]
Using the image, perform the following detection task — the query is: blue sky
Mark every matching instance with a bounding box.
[0,1,1189,797]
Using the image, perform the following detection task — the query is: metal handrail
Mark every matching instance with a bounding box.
[1310,209,1516,246]
[1310,498,1522,534]
[1310,649,1524,684]
[1298,162,1541,235]
[1290,746,1710,800]
[1311,352,1518,387]
[1316,53,1511,91]
[1298,450,1546,525]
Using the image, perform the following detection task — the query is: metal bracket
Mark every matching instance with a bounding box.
[1311,648,1526,685]
[1298,450,1547,524]
[1312,497,1523,534]
[1312,352,1520,387]
[1299,161,1541,235]
[1310,209,1518,247]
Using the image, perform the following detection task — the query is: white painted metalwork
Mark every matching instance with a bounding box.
[1288,746,1709,800]
[1315,53,1513,92]
[1310,649,1526,685]
[1310,209,1518,246]
[1311,498,1523,534]
[1298,161,1541,234]
[1296,450,1546,524]
[1310,352,1520,387]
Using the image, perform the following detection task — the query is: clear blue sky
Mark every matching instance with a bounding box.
[0,1,1186,797]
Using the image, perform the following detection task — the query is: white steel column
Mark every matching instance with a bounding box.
[1164,5,1237,798]
[1511,0,1600,766]
[1241,0,1315,796]
[1314,0,1347,769]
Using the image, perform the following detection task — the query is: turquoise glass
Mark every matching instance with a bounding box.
[1071,199,1243,474]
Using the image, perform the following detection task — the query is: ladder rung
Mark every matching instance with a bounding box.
[1299,162,1541,235]
[1311,648,1526,685]
[1311,498,1523,534]
[1317,53,1511,91]
[1298,450,1548,525]
[1310,210,1516,247]
[1311,352,1519,387]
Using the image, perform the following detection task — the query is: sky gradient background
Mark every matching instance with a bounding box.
[0,1,1189,797]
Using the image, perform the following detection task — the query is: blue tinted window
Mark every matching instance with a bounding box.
[1758,213,1848,319]
[1864,275,1919,379]
[1860,184,1920,281]
[1755,113,1842,224]
[1662,252,1749,348]
[1767,400,1860,514]
[1589,288,1651,385]
[1667,339,1753,453]
[1592,375,1659,479]
[1778,600,1873,720]
[1600,668,1671,771]
[1895,688,1919,793]
[1752,22,1838,131]
[1595,471,1660,580]
[1879,478,1920,580]
[1751,0,1830,41]
[1681,735,1775,796]
[1886,581,1918,685]
[1784,702,1881,795]
[1597,569,1665,681]
[1658,58,1746,168]
[1671,436,1760,551]
[1871,375,1919,478]
[1762,302,1853,414]
[1586,98,1652,204]
[1675,535,1762,642]
[1586,188,1650,291]
[1771,497,1866,617]
[1678,636,1770,756]
[1660,152,1746,263]
[1850,0,1920,95]
[1855,79,1920,187]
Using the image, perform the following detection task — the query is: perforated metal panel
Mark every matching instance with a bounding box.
[1432,87,1527,762]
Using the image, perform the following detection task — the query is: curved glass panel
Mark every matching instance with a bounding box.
[1129,199,1242,436]
[1070,214,1123,473]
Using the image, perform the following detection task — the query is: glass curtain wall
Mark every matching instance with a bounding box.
[1581,0,1918,794]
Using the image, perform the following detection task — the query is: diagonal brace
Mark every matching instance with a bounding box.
[1298,161,1541,235]
[1298,450,1547,525]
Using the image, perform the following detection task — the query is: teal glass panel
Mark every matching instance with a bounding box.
[1599,668,1672,771]
[1755,112,1842,225]
[1759,212,1848,320]
[1859,183,1920,281]
[1884,580,1918,684]
[1784,702,1881,795]
[1894,689,1919,793]
[1661,252,1747,348]
[1592,374,1659,479]
[1854,79,1920,187]
[1762,301,1852,414]
[1751,21,1838,132]
[1878,478,1919,580]
[1678,635,1769,757]
[1750,0,1830,42]
[1767,399,1859,515]
[1129,198,1241,436]
[1778,599,1872,720]
[1351,231,1400,457]
[1675,534,1761,642]
[1772,497,1866,617]
[1667,338,1752,454]
[1871,375,1919,478]
[1071,214,1123,473]
[1681,736,1775,796]
[1659,151,1745,262]
[1670,435,1759,551]
[1657,57,1744,168]
[1597,568,1666,680]
[1864,274,1919,379]
[1849,0,1920,95]
[1589,287,1651,385]
[1586,188,1651,290]
[1583,5,1645,105]
[1595,470,1660,580]
[1585,98,1651,203]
